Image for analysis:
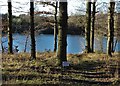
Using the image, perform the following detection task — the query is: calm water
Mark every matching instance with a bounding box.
[1,34,120,54]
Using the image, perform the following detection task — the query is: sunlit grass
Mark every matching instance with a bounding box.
[2,52,120,85]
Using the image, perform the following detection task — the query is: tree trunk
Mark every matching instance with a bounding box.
[30,0,36,60]
[57,0,68,66]
[85,0,91,53]
[90,0,96,53]
[107,1,115,56]
[8,0,13,54]
[111,2,115,53]
[1,41,4,53]
[114,13,118,52]
[54,1,58,52]
[24,35,29,52]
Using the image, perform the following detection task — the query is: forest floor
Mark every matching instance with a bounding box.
[1,52,120,86]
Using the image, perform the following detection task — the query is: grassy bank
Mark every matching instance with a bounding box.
[1,52,120,85]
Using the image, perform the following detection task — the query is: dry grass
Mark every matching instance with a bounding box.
[1,52,120,85]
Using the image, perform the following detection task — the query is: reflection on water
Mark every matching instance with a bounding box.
[1,34,120,54]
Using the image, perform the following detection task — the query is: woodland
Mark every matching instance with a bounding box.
[0,0,120,85]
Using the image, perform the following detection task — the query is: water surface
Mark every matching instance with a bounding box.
[1,34,120,54]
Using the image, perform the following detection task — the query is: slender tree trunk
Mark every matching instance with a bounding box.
[111,17,114,53]
[24,35,29,52]
[1,41,4,53]
[90,0,96,53]
[113,39,117,52]
[54,1,58,52]
[30,0,36,60]
[57,0,68,66]
[0,18,3,53]
[107,1,115,56]
[8,0,13,54]
[85,0,91,53]
[114,13,118,52]
[111,1,115,53]
[0,14,2,53]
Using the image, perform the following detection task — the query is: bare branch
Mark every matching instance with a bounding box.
[41,2,56,7]
[35,1,56,7]
[12,1,29,5]
[13,10,29,13]
[0,5,7,6]
[12,6,23,9]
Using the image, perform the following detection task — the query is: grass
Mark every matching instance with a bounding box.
[1,52,120,85]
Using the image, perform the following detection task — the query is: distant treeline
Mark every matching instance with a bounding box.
[1,13,120,36]
[1,14,85,35]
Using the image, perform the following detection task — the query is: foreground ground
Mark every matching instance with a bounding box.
[1,52,120,86]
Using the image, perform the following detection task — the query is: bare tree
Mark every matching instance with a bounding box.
[35,1,58,52]
[107,0,115,56]
[85,0,91,53]
[30,0,36,60]
[54,1,58,52]
[57,0,68,66]
[90,0,97,52]
[8,0,13,54]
